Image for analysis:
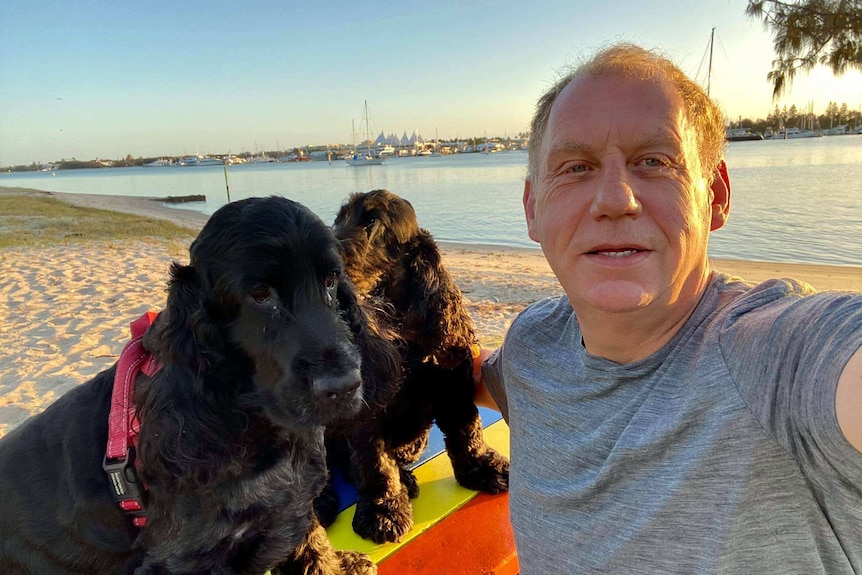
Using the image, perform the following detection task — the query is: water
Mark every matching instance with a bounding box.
[2,138,861,267]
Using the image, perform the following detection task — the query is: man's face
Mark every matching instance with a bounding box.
[524,73,726,317]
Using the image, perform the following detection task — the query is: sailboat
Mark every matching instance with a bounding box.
[702,28,764,142]
[346,100,384,166]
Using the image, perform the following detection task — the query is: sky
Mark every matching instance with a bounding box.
[2,0,861,166]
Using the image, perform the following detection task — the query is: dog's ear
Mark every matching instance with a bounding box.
[156,262,224,370]
[405,232,478,364]
[137,262,235,489]
[337,279,401,410]
[388,194,421,245]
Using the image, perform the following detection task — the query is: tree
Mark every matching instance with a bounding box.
[824,100,840,125]
[746,0,862,97]
[787,103,799,124]
[767,104,783,124]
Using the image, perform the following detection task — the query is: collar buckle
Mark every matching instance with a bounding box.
[103,448,147,527]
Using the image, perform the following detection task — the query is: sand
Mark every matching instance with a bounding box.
[1,190,859,437]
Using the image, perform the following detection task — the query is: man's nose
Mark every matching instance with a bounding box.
[589,164,641,220]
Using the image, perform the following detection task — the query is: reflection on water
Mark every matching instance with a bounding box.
[2,138,861,267]
[713,137,861,267]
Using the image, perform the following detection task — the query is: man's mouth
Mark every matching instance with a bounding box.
[594,249,640,257]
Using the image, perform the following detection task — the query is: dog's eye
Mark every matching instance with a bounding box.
[364,218,376,236]
[324,273,338,306]
[325,272,338,291]
[250,285,272,304]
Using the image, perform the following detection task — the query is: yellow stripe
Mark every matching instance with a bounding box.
[327,419,510,563]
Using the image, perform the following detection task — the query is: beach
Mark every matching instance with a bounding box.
[1,190,859,437]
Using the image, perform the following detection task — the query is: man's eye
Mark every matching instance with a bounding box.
[641,157,667,167]
[568,164,588,173]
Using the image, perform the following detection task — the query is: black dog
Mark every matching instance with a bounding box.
[326,188,509,544]
[0,196,400,574]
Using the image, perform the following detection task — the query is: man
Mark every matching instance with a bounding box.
[476,43,862,573]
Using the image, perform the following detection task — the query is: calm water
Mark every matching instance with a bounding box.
[2,137,861,267]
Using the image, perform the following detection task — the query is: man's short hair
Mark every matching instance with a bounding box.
[527,43,726,184]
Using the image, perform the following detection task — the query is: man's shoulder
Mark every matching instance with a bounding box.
[711,272,862,374]
[712,272,812,301]
[504,294,577,351]
[711,272,855,327]
[512,294,573,328]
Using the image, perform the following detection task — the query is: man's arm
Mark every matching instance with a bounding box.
[473,347,500,411]
[836,345,862,454]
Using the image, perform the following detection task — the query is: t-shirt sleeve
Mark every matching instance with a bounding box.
[720,281,862,486]
[482,347,509,422]
[480,295,572,425]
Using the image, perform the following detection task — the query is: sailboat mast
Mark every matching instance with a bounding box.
[707,27,715,97]
[364,100,371,155]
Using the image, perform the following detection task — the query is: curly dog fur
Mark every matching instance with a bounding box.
[325,188,509,544]
[0,196,400,574]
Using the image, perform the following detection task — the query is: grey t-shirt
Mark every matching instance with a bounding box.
[484,273,862,574]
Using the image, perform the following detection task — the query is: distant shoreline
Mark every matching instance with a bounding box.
[3,137,861,268]
[2,185,861,286]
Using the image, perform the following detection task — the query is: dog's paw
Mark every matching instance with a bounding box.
[337,550,377,575]
[453,448,510,494]
[399,467,420,499]
[352,492,413,543]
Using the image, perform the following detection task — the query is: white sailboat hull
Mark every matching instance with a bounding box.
[346,155,384,166]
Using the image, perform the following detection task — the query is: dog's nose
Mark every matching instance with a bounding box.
[313,369,362,401]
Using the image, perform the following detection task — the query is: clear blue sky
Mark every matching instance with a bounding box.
[2,0,860,166]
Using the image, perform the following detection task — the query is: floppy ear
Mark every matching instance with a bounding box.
[137,262,235,488]
[337,279,402,410]
[404,232,478,365]
[156,262,223,370]
[389,195,421,245]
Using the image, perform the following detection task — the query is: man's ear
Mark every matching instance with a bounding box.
[523,178,540,243]
[709,159,731,232]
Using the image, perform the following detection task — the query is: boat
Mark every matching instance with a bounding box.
[823,124,849,136]
[786,128,823,139]
[179,155,224,166]
[725,128,763,142]
[346,101,385,166]
[704,28,763,144]
[431,127,442,156]
[347,153,384,166]
[765,127,823,140]
[143,158,174,167]
[249,154,275,163]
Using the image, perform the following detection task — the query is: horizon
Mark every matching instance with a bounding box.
[2,0,861,167]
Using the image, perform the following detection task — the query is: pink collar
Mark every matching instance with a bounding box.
[103,311,161,528]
